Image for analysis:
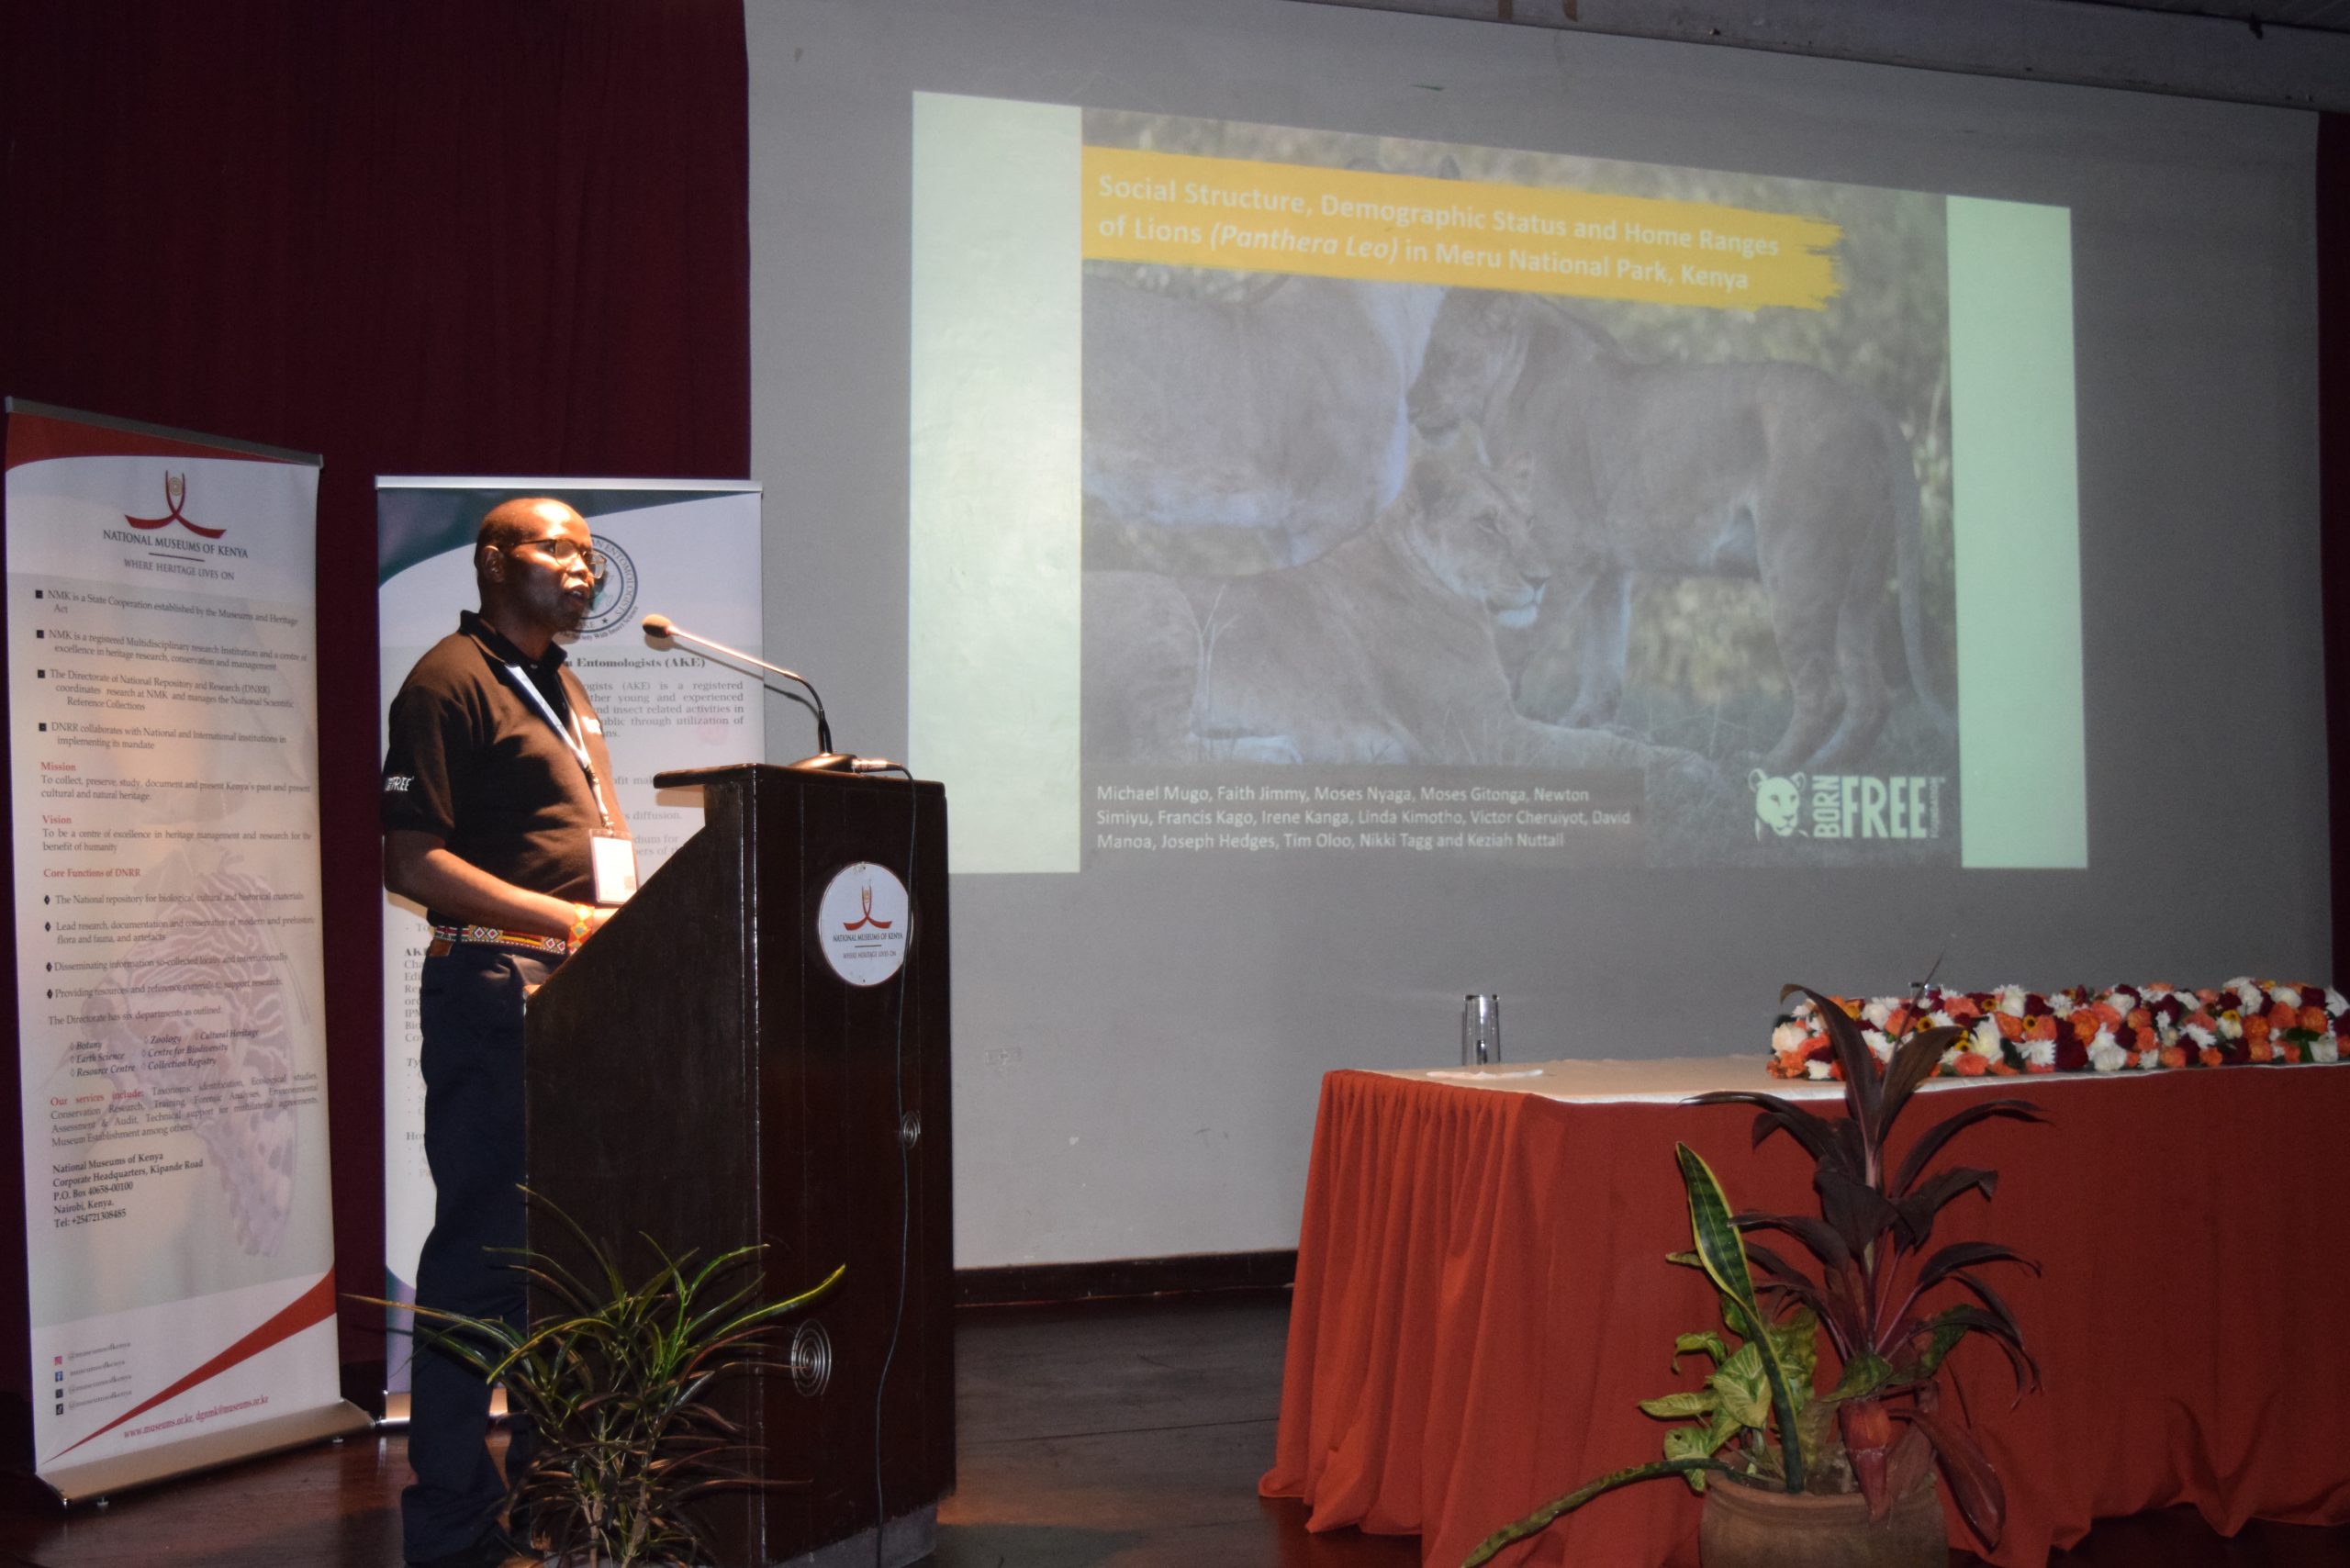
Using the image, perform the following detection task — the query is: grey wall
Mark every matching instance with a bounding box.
[745,0,2322,1266]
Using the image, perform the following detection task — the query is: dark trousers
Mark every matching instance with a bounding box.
[401,946,550,1563]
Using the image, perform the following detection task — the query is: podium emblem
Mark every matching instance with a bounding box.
[816,861,911,986]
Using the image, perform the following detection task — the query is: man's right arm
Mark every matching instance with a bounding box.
[383,830,611,940]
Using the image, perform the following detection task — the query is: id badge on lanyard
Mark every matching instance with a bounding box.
[504,663,638,907]
[591,832,638,905]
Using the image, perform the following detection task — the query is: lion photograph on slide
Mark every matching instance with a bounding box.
[1407,285,1948,776]
[1077,112,1958,860]
[1085,429,1708,780]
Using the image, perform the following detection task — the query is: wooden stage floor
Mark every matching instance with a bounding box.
[0,1291,2343,1567]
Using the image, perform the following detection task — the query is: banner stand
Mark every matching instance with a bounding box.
[5,400,370,1506]
[38,1400,371,1506]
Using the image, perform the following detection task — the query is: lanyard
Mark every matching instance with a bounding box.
[500,662,617,833]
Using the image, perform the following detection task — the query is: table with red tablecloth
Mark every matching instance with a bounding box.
[1260,1058,2350,1568]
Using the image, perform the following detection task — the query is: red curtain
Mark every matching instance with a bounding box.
[0,0,750,1381]
[2323,113,2350,982]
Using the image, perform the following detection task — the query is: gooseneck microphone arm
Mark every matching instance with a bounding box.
[641,613,847,770]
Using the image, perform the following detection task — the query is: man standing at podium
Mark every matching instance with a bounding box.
[380,496,635,1568]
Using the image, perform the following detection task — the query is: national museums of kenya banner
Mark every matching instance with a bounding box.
[5,400,365,1497]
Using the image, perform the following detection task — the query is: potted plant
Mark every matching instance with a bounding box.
[385,1194,842,1568]
[1463,984,2043,1568]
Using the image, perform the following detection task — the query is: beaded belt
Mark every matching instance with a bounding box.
[428,923,572,959]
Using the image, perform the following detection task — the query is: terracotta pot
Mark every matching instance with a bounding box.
[1698,1470,1946,1568]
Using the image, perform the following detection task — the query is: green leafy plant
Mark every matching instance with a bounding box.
[373,1193,842,1568]
[1689,984,2044,1545]
[1463,981,2045,1568]
[1463,1144,1842,1567]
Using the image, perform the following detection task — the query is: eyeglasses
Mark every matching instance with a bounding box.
[516,539,610,579]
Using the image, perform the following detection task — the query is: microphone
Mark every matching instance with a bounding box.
[641,613,854,772]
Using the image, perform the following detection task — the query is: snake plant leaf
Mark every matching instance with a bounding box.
[1678,1145,1763,1320]
[1672,1330,1730,1371]
[1892,1098,2047,1197]
[1676,1142,1807,1492]
[1665,1249,1702,1269]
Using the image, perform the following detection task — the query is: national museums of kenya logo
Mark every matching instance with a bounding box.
[1750,769,1946,842]
[125,472,225,539]
[100,472,250,562]
[579,533,639,637]
[816,862,910,987]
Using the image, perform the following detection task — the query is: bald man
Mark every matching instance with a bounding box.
[381,498,634,1568]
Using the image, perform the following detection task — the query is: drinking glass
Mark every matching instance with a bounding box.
[1462,994,1501,1065]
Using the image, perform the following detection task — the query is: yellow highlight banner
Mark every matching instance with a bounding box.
[1082,147,1841,311]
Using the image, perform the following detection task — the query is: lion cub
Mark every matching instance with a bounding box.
[1085,432,1708,781]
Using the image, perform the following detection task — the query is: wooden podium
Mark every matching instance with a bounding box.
[522,764,953,1568]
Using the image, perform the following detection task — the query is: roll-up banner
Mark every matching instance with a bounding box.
[375,477,765,1409]
[3,399,369,1502]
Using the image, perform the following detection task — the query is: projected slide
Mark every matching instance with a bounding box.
[909,95,2083,872]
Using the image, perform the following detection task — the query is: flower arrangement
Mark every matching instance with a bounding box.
[1768,978,2348,1081]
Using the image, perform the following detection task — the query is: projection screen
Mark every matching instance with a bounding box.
[747,0,2322,1266]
